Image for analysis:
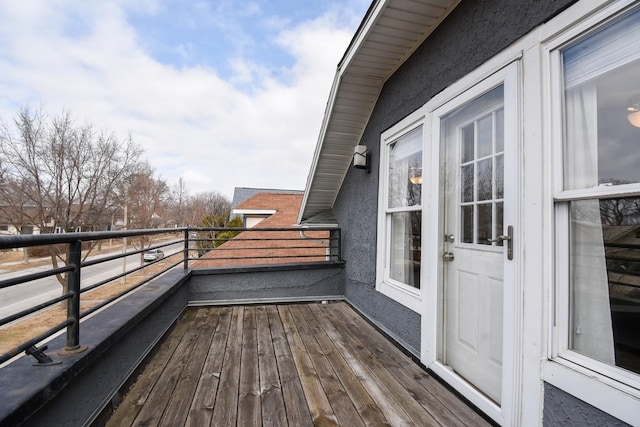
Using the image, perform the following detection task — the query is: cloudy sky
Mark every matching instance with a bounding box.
[0,0,370,198]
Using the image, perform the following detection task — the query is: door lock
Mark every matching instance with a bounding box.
[444,234,455,243]
[443,251,455,261]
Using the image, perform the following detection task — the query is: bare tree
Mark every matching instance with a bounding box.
[120,163,171,262]
[0,107,143,292]
[187,191,230,226]
[170,177,190,227]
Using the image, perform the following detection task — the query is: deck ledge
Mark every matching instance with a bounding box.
[190,260,345,275]
[0,268,191,427]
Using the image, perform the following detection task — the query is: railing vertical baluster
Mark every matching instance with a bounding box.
[184,229,190,270]
[66,240,82,351]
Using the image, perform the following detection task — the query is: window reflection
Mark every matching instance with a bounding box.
[570,197,640,375]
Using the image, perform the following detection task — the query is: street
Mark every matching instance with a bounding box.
[0,242,184,321]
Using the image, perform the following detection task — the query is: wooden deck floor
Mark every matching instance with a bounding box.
[106,302,490,426]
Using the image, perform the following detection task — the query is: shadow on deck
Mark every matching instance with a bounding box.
[105,302,490,426]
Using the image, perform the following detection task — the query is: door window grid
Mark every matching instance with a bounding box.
[459,108,505,246]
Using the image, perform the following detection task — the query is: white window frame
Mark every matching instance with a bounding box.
[543,1,640,424]
[376,108,427,313]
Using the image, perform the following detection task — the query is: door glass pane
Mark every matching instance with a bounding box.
[461,164,474,203]
[496,202,504,247]
[496,154,504,199]
[462,124,474,163]
[442,85,504,248]
[461,205,474,243]
[477,114,493,158]
[496,108,504,153]
[477,203,492,245]
[477,159,492,201]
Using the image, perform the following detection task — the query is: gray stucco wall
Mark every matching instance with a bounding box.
[189,264,345,303]
[543,383,630,426]
[334,0,577,360]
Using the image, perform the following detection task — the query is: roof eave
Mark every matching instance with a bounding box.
[298,0,460,225]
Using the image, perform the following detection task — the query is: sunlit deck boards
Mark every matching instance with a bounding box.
[106,302,490,426]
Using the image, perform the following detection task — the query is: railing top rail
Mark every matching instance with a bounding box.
[0,228,185,249]
[189,226,340,232]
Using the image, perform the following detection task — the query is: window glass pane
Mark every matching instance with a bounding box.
[496,108,504,153]
[462,124,474,163]
[390,211,421,289]
[477,114,493,158]
[477,203,492,245]
[562,8,640,190]
[569,197,640,375]
[461,164,474,203]
[389,128,423,208]
[477,158,492,201]
[461,205,474,244]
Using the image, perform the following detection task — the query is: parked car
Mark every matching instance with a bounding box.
[143,249,164,262]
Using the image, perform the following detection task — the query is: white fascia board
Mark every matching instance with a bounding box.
[232,209,276,216]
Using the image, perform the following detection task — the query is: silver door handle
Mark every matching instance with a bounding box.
[486,225,513,260]
[486,235,511,243]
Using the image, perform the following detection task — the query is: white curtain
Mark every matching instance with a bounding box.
[565,84,615,364]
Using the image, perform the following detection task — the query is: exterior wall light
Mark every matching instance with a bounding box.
[628,103,640,128]
[353,144,370,173]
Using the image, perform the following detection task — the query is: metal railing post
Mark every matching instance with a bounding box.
[65,240,83,351]
[184,229,189,270]
[330,229,342,262]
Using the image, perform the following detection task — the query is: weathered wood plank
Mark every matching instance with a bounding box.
[160,308,220,425]
[266,305,313,427]
[256,305,287,427]
[186,306,233,427]
[288,304,365,427]
[332,302,489,427]
[106,308,197,427]
[278,305,339,426]
[297,304,391,427]
[108,303,492,427]
[238,306,261,425]
[211,305,244,426]
[131,308,209,426]
[311,303,440,426]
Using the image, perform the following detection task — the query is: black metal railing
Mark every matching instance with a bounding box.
[0,228,183,365]
[185,227,342,267]
[0,226,341,365]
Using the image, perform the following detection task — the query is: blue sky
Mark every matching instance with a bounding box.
[0,0,370,198]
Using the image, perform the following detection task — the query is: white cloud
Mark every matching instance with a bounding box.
[0,1,358,199]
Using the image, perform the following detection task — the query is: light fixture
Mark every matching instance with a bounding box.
[353,144,370,173]
[409,167,423,185]
[628,103,640,128]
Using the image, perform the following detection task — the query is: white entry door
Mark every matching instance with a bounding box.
[435,65,517,409]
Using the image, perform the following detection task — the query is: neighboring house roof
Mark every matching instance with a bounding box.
[298,0,459,223]
[230,187,303,214]
[194,192,328,267]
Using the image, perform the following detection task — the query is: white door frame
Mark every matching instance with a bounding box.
[422,61,522,426]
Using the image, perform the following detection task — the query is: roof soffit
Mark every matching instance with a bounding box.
[299,0,459,223]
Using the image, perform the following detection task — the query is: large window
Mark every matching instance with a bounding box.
[377,118,424,311]
[555,5,640,382]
